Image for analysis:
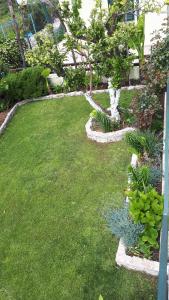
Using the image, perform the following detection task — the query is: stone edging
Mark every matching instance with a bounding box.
[0,91,84,135]
[116,239,160,276]
[0,85,144,136]
[115,154,167,277]
[85,117,135,143]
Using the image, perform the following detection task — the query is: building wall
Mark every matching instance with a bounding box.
[144,5,167,55]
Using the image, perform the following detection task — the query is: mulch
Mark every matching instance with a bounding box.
[0,111,8,126]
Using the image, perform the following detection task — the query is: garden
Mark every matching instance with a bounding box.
[0,0,169,299]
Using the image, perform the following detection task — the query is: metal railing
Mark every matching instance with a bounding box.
[157,78,169,300]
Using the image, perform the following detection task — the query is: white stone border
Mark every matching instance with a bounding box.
[115,154,167,277]
[85,117,135,143]
[0,91,84,135]
[0,85,144,136]
[116,239,160,277]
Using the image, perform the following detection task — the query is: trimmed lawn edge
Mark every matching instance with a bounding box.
[0,85,145,135]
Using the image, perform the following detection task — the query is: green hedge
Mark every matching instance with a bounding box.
[0,66,48,111]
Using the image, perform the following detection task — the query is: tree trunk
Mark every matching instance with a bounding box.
[89,62,93,95]
[108,78,120,121]
[7,0,26,68]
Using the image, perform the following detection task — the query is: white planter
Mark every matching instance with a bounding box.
[85,117,135,143]
[116,239,160,277]
[48,73,64,86]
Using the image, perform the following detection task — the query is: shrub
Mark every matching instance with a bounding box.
[132,89,161,129]
[25,26,65,76]
[0,37,26,69]
[106,205,144,247]
[142,130,162,158]
[128,165,151,191]
[125,131,145,156]
[142,28,169,96]
[149,166,162,187]
[118,107,136,126]
[0,66,48,109]
[90,110,119,133]
[64,67,86,91]
[125,130,162,159]
[64,68,101,92]
[129,165,162,192]
[128,188,163,257]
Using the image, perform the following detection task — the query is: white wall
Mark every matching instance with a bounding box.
[144,5,167,55]
[59,0,108,26]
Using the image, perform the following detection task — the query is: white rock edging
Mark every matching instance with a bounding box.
[0,85,144,136]
[116,239,160,277]
[0,91,84,135]
[85,117,135,143]
[115,154,167,277]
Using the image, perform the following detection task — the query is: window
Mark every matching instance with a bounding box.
[107,0,138,22]
[107,0,113,5]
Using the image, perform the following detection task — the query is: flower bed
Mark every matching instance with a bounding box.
[115,154,165,277]
[85,117,135,143]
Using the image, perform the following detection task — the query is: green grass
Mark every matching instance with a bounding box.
[0,96,156,300]
[93,90,138,110]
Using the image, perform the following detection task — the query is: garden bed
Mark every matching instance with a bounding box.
[85,117,135,143]
[115,153,165,277]
[0,110,8,126]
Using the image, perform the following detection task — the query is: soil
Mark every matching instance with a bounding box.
[91,114,130,133]
[0,110,8,126]
[127,248,159,262]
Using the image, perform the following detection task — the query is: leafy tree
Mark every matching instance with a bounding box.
[7,0,26,67]
[25,25,65,75]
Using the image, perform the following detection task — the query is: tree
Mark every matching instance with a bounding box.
[28,0,78,67]
[7,0,26,67]
[60,0,135,120]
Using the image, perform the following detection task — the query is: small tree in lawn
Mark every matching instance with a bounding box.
[91,0,134,120]
[61,0,163,121]
[60,0,106,113]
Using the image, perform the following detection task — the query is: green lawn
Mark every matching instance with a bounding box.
[0,95,156,300]
[93,90,138,109]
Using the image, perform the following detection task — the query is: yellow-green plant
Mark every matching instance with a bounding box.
[127,188,163,257]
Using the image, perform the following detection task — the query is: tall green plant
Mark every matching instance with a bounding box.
[90,110,119,133]
[128,188,163,257]
[125,131,162,159]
